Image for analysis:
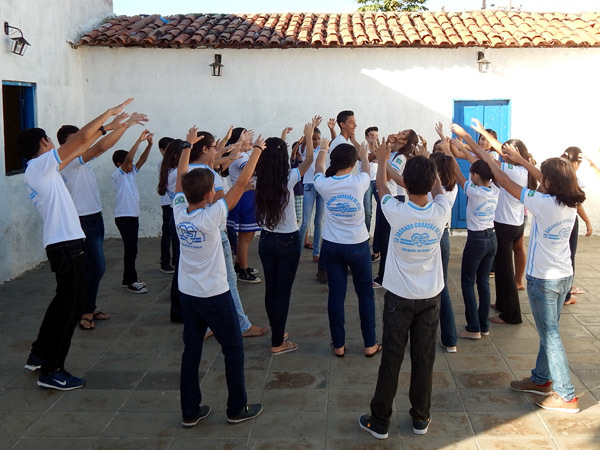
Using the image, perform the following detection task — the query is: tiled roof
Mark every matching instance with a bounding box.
[77,11,600,49]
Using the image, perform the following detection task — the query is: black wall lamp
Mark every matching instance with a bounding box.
[4,21,30,56]
[210,54,224,77]
[477,51,491,73]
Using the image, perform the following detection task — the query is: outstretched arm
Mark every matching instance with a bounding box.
[327,118,337,141]
[298,116,321,176]
[121,129,149,173]
[135,131,154,170]
[175,127,203,194]
[314,137,329,175]
[224,136,265,210]
[57,98,134,169]
[470,118,503,153]
[440,137,468,189]
[375,139,392,198]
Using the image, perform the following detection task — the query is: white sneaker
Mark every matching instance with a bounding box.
[439,340,457,353]
[127,281,148,294]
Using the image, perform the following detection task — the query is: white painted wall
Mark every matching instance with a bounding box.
[2,5,599,282]
[0,0,113,282]
[76,45,600,241]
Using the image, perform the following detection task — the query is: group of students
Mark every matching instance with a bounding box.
[18,100,591,436]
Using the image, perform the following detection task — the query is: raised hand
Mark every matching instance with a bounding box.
[223,126,234,142]
[327,118,336,130]
[106,112,130,131]
[450,123,468,138]
[245,130,255,144]
[108,98,134,116]
[435,122,445,139]
[440,137,452,156]
[281,127,293,140]
[319,137,330,152]
[502,143,523,163]
[312,115,323,128]
[126,112,149,127]
[146,132,154,145]
[138,129,152,142]
[252,134,265,151]
[470,118,485,135]
[185,126,203,145]
[304,121,314,139]
[375,138,391,162]
[418,135,428,152]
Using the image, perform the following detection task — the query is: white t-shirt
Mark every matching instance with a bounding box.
[388,152,408,197]
[24,149,85,247]
[61,156,102,216]
[112,166,140,218]
[166,168,177,204]
[188,163,226,231]
[521,188,576,279]
[329,134,348,151]
[157,159,171,207]
[313,171,370,244]
[381,193,450,299]
[301,145,320,184]
[173,193,229,297]
[228,151,249,184]
[464,181,499,231]
[428,185,458,228]
[262,168,300,233]
[495,163,527,226]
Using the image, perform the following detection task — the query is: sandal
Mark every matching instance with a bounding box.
[365,343,382,358]
[571,287,585,295]
[564,296,577,305]
[79,317,95,330]
[92,311,110,320]
[271,341,298,355]
[242,325,268,337]
[331,343,346,358]
[304,243,313,249]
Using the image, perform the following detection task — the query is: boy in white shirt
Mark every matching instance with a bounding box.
[174,127,264,427]
[19,98,133,390]
[111,129,154,293]
[360,141,450,439]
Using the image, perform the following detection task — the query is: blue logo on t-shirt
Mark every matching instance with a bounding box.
[543,219,574,242]
[177,222,206,247]
[395,222,441,252]
[474,200,496,217]
[327,194,360,217]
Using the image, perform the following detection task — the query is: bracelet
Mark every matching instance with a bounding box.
[99,125,107,135]
[253,145,263,150]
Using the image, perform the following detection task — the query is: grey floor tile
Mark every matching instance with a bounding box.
[248,438,323,449]
[50,389,128,412]
[251,411,326,439]
[92,438,173,450]
[26,411,113,437]
[101,412,178,438]
[468,411,551,437]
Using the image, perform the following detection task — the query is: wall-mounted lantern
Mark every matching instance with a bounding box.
[4,22,30,56]
[477,51,491,73]
[210,54,224,77]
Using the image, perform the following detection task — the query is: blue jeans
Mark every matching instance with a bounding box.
[461,230,497,333]
[439,228,457,347]
[321,239,376,349]
[298,183,324,256]
[79,212,106,314]
[259,230,301,347]
[527,275,575,401]
[363,180,379,233]
[179,291,247,420]
[220,230,251,333]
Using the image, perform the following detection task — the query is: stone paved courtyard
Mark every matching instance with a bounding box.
[1,235,599,449]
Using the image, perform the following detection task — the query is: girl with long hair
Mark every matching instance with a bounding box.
[474,145,585,414]
[561,147,593,305]
[254,118,320,355]
[429,148,459,352]
[314,140,379,358]
[446,124,500,340]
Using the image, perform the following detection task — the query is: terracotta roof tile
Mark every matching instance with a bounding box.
[77,11,600,49]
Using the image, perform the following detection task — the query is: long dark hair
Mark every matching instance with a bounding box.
[191,131,215,162]
[541,157,585,208]
[255,137,290,230]
[326,143,358,177]
[504,138,537,190]
[429,152,456,192]
[394,129,418,157]
[157,139,183,195]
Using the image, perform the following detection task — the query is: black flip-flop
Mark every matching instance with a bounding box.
[365,343,382,358]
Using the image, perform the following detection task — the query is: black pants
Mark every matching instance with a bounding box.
[31,239,86,373]
[169,215,182,322]
[115,216,139,285]
[370,291,440,429]
[565,217,579,302]
[160,205,178,266]
[258,230,301,347]
[494,221,525,324]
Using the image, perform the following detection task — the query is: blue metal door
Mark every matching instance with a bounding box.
[451,100,511,228]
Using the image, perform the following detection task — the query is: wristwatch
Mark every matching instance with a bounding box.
[180,141,192,150]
